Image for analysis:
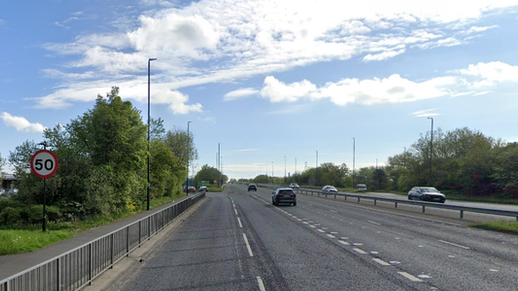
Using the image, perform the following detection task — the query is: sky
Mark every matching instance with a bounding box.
[1,0,518,180]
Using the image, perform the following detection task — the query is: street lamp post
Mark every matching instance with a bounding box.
[284,155,286,183]
[147,57,156,211]
[316,150,318,186]
[186,121,192,194]
[352,138,355,188]
[428,117,434,176]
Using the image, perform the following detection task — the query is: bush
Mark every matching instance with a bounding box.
[28,205,62,224]
[1,207,23,225]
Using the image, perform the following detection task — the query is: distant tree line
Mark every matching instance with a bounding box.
[252,127,518,199]
[2,87,196,225]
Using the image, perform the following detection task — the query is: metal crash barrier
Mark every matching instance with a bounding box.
[0,192,205,291]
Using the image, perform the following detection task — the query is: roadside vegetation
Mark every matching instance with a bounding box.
[0,87,225,255]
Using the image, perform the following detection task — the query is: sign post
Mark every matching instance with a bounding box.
[30,146,58,232]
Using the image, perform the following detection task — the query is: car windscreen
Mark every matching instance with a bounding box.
[279,190,294,195]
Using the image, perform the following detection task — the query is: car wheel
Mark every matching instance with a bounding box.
[293,201,297,206]
[408,196,412,200]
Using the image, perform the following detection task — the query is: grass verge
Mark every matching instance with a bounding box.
[470,221,518,235]
[0,194,182,256]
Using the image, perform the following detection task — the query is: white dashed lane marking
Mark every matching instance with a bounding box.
[439,240,470,250]
[399,272,423,282]
[243,234,254,257]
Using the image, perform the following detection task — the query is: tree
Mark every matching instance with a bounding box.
[194,165,222,186]
[164,127,198,167]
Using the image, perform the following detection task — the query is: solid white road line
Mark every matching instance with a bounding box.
[234,209,238,215]
[237,217,243,228]
[243,234,254,257]
[439,240,470,250]
[398,272,423,282]
[256,276,266,291]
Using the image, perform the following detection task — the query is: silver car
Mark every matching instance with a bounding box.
[408,186,446,203]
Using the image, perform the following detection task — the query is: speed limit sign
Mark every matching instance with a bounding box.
[31,150,59,178]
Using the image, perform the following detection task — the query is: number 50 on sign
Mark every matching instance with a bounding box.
[31,150,59,178]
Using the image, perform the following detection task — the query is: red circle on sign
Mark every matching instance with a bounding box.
[30,150,59,178]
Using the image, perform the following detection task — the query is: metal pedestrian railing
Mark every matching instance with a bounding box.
[0,192,205,291]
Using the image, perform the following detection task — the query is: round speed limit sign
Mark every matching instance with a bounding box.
[31,150,59,178]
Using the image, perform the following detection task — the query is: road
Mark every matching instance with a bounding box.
[110,184,518,291]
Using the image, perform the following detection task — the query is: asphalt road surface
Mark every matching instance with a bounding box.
[110,184,518,291]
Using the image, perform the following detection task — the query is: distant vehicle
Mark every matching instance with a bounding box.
[322,185,338,193]
[8,188,18,195]
[248,184,257,191]
[187,186,197,193]
[272,188,297,206]
[199,186,208,192]
[288,183,300,189]
[408,186,446,203]
[356,184,367,191]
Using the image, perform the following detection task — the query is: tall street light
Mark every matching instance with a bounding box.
[428,117,434,176]
[284,155,286,183]
[352,138,356,188]
[316,150,318,186]
[186,121,192,193]
[147,57,157,211]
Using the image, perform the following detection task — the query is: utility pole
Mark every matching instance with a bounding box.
[428,117,434,176]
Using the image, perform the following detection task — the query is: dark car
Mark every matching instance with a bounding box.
[408,186,446,203]
[288,183,300,189]
[199,186,208,192]
[272,188,297,206]
[322,185,338,193]
[247,184,257,191]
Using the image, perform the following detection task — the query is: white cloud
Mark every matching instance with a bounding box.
[412,109,441,118]
[35,0,518,111]
[224,88,258,101]
[1,112,46,132]
[260,76,317,103]
[259,61,518,106]
[458,61,518,88]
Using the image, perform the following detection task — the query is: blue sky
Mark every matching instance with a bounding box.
[1,0,518,180]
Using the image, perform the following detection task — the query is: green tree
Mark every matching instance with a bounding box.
[194,165,221,186]
[164,127,198,167]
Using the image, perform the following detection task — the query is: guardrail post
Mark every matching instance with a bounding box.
[89,243,93,285]
[395,202,398,209]
[334,194,336,199]
[357,197,360,203]
[344,195,347,201]
[57,257,61,291]
[422,206,426,213]
[460,210,464,219]
[126,226,130,257]
[374,199,377,206]
[110,234,114,268]
[139,220,142,247]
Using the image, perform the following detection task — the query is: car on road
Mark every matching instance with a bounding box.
[272,188,297,206]
[199,186,208,192]
[408,186,446,203]
[288,183,300,189]
[322,185,338,193]
[187,186,197,193]
[356,184,367,191]
[247,184,257,191]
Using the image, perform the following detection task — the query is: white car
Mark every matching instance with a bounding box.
[322,185,338,193]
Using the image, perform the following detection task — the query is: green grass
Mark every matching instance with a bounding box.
[0,228,76,255]
[471,221,518,235]
[0,194,183,256]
